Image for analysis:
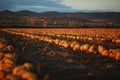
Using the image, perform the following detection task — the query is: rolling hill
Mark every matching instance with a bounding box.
[0,10,120,27]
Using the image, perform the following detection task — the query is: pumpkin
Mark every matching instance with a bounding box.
[101,50,109,56]
[21,72,37,80]
[63,41,70,48]
[2,59,15,72]
[6,74,20,80]
[109,53,117,58]
[88,45,94,53]
[70,41,77,48]
[115,53,120,60]
[23,63,33,70]
[0,43,3,49]
[3,63,15,73]
[12,66,26,77]
[73,43,80,51]
[82,44,90,51]
[98,45,105,54]
[4,53,15,61]
[3,58,15,65]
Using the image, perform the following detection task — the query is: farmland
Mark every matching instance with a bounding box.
[0,28,120,80]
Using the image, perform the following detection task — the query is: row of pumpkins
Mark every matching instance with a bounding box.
[0,38,38,80]
[6,30,120,61]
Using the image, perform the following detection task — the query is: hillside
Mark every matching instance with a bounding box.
[0,10,120,28]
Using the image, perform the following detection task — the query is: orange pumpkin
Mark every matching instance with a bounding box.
[21,72,37,80]
[23,63,33,70]
[101,50,109,57]
[115,53,120,60]
[98,45,105,54]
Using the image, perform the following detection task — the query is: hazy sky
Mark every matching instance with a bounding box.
[0,0,120,12]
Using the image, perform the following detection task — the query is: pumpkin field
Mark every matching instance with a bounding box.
[0,28,120,80]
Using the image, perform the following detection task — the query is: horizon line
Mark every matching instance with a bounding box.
[0,9,120,13]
